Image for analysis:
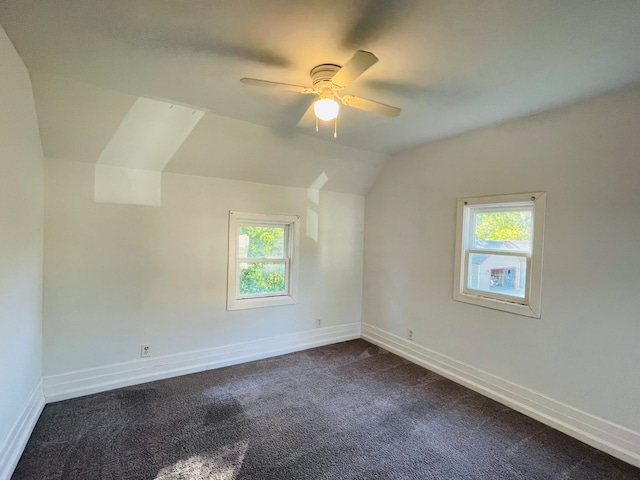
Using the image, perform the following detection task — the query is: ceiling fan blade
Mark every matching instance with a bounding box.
[330,50,378,88]
[240,78,314,94]
[297,103,317,128]
[341,95,401,117]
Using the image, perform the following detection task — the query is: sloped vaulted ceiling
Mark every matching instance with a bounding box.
[1,1,639,193]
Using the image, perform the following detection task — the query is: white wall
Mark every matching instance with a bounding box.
[43,159,364,376]
[363,85,640,432]
[0,24,44,456]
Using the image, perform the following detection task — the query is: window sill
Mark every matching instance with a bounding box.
[227,294,296,311]
[454,292,540,318]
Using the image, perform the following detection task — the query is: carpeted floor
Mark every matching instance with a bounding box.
[12,340,640,479]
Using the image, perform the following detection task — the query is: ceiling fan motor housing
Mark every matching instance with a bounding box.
[310,64,342,97]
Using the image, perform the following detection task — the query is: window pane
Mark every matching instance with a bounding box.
[239,262,286,296]
[238,226,285,258]
[468,253,527,299]
[473,210,532,253]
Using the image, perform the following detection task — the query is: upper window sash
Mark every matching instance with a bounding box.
[236,221,289,260]
[236,257,289,264]
[464,204,534,254]
[464,249,530,258]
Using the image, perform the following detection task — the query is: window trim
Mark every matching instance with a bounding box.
[227,211,300,311]
[453,192,546,318]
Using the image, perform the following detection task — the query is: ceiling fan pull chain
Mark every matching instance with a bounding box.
[334,116,338,138]
[315,116,319,132]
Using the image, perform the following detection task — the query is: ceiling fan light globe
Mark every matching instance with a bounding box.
[314,98,340,121]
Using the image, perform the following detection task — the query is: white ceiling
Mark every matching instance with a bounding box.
[1,0,640,194]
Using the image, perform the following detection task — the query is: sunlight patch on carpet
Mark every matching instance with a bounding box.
[155,440,248,480]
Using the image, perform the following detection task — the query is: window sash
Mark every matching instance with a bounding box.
[466,204,534,253]
[235,258,290,299]
[462,250,531,304]
[465,248,530,257]
[237,221,289,260]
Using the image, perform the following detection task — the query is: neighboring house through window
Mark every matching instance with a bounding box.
[453,192,546,318]
[227,211,300,311]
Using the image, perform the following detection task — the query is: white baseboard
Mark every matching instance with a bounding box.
[0,379,45,480]
[44,323,361,403]
[361,323,640,468]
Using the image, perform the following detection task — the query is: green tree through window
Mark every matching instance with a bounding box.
[475,211,532,241]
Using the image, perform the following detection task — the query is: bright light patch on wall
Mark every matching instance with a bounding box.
[95,97,205,205]
[94,165,161,206]
[306,172,328,242]
[97,97,205,170]
[306,207,319,242]
[307,172,329,206]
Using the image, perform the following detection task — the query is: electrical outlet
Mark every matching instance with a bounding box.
[408,329,414,341]
[141,344,151,358]
[316,319,322,328]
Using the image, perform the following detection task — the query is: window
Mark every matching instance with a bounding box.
[227,211,300,310]
[453,192,546,318]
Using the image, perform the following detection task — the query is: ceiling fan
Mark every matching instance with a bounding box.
[240,50,400,137]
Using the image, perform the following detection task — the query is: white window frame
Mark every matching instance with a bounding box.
[227,211,300,311]
[453,192,546,318]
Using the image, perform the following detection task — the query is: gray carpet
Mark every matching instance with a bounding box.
[12,340,640,479]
